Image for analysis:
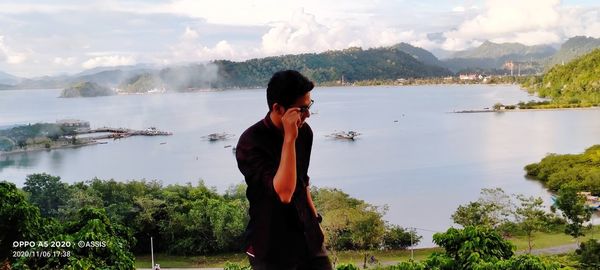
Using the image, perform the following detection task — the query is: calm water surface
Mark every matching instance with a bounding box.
[1,85,599,247]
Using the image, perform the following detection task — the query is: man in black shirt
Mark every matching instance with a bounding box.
[236,70,332,270]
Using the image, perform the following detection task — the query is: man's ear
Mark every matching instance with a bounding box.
[272,103,284,115]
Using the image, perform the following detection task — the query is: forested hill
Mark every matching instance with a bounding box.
[533,48,600,105]
[452,40,556,59]
[390,42,445,67]
[546,36,600,68]
[442,40,556,73]
[212,46,452,88]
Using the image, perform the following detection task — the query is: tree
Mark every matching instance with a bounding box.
[576,239,600,270]
[452,188,513,229]
[15,208,136,270]
[430,226,514,269]
[205,197,248,251]
[553,186,592,243]
[312,188,389,268]
[452,201,496,228]
[514,195,547,253]
[386,227,563,270]
[382,225,421,250]
[0,182,42,267]
[23,173,70,217]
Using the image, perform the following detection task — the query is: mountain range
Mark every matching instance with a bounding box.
[0,71,20,85]
[0,36,598,91]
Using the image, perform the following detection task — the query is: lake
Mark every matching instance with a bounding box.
[1,85,599,247]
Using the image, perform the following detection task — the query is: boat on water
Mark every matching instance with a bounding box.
[328,130,361,140]
[203,132,234,141]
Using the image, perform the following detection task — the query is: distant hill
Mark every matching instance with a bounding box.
[60,81,116,98]
[2,44,452,91]
[75,64,150,76]
[545,36,600,69]
[390,43,446,67]
[443,41,556,74]
[0,71,20,85]
[452,40,556,59]
[116,45,452,91]
[212,45,452,88]
[77,68,155,87]
[534,48,600,105]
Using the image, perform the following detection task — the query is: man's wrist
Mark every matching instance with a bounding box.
[316,213,323,223]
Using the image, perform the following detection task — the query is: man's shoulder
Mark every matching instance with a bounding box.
[238,119,268,144]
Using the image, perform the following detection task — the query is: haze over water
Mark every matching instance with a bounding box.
[1,85,599,246]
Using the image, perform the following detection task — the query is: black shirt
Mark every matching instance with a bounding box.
[236,113,324,263]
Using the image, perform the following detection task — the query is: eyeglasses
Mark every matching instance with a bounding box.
[299,99,314,114]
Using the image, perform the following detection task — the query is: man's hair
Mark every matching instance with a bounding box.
[266,70,314,111]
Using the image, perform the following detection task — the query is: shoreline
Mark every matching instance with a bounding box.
[0,141,102,157]
[1,81,522,92]
[0,127,172,157]
[453,106,600,114]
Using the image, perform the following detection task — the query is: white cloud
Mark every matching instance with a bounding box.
[0,3,78,14]
[559,7,600,38]
[452,6,466,12]
[126,0,378,26]
[440,0,600,50]
[1,1,600,76]
[491,31,562,46]
[260,9,428,56]
[0,36,27,64]
[167,27,256,63]
[53,57,77,66]
[82,55,136,69]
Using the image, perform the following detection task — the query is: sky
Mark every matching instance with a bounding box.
[0,0,598,77]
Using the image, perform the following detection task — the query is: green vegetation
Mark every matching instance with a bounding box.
[60,81,116,98]
[313,187,421,267]
[1,174,418,269]
[525,145,600,194]
[0,181,135,269]
[575,239,600,269]
[443,40,555,74]
[118,73,164,93]
[522,48,600,107]
[553,187,593,242]
[0,123,76,152]
[215,46,451,87]
[349,226,568,269]
[451,188,566,250]
[3,174,598,269]
[546,36,600,69]
[122,44,452,91]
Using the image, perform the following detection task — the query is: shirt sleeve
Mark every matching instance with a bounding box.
[236,136,277,197]
[304,125,313,187]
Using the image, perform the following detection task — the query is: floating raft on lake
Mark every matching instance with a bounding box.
[202,132,235,141]
[77,127,173,140]
[327,130,361,140]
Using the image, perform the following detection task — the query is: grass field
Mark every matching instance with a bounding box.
[135,225,600,268]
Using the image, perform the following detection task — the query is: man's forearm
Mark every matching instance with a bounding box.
[273,139,297,203]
